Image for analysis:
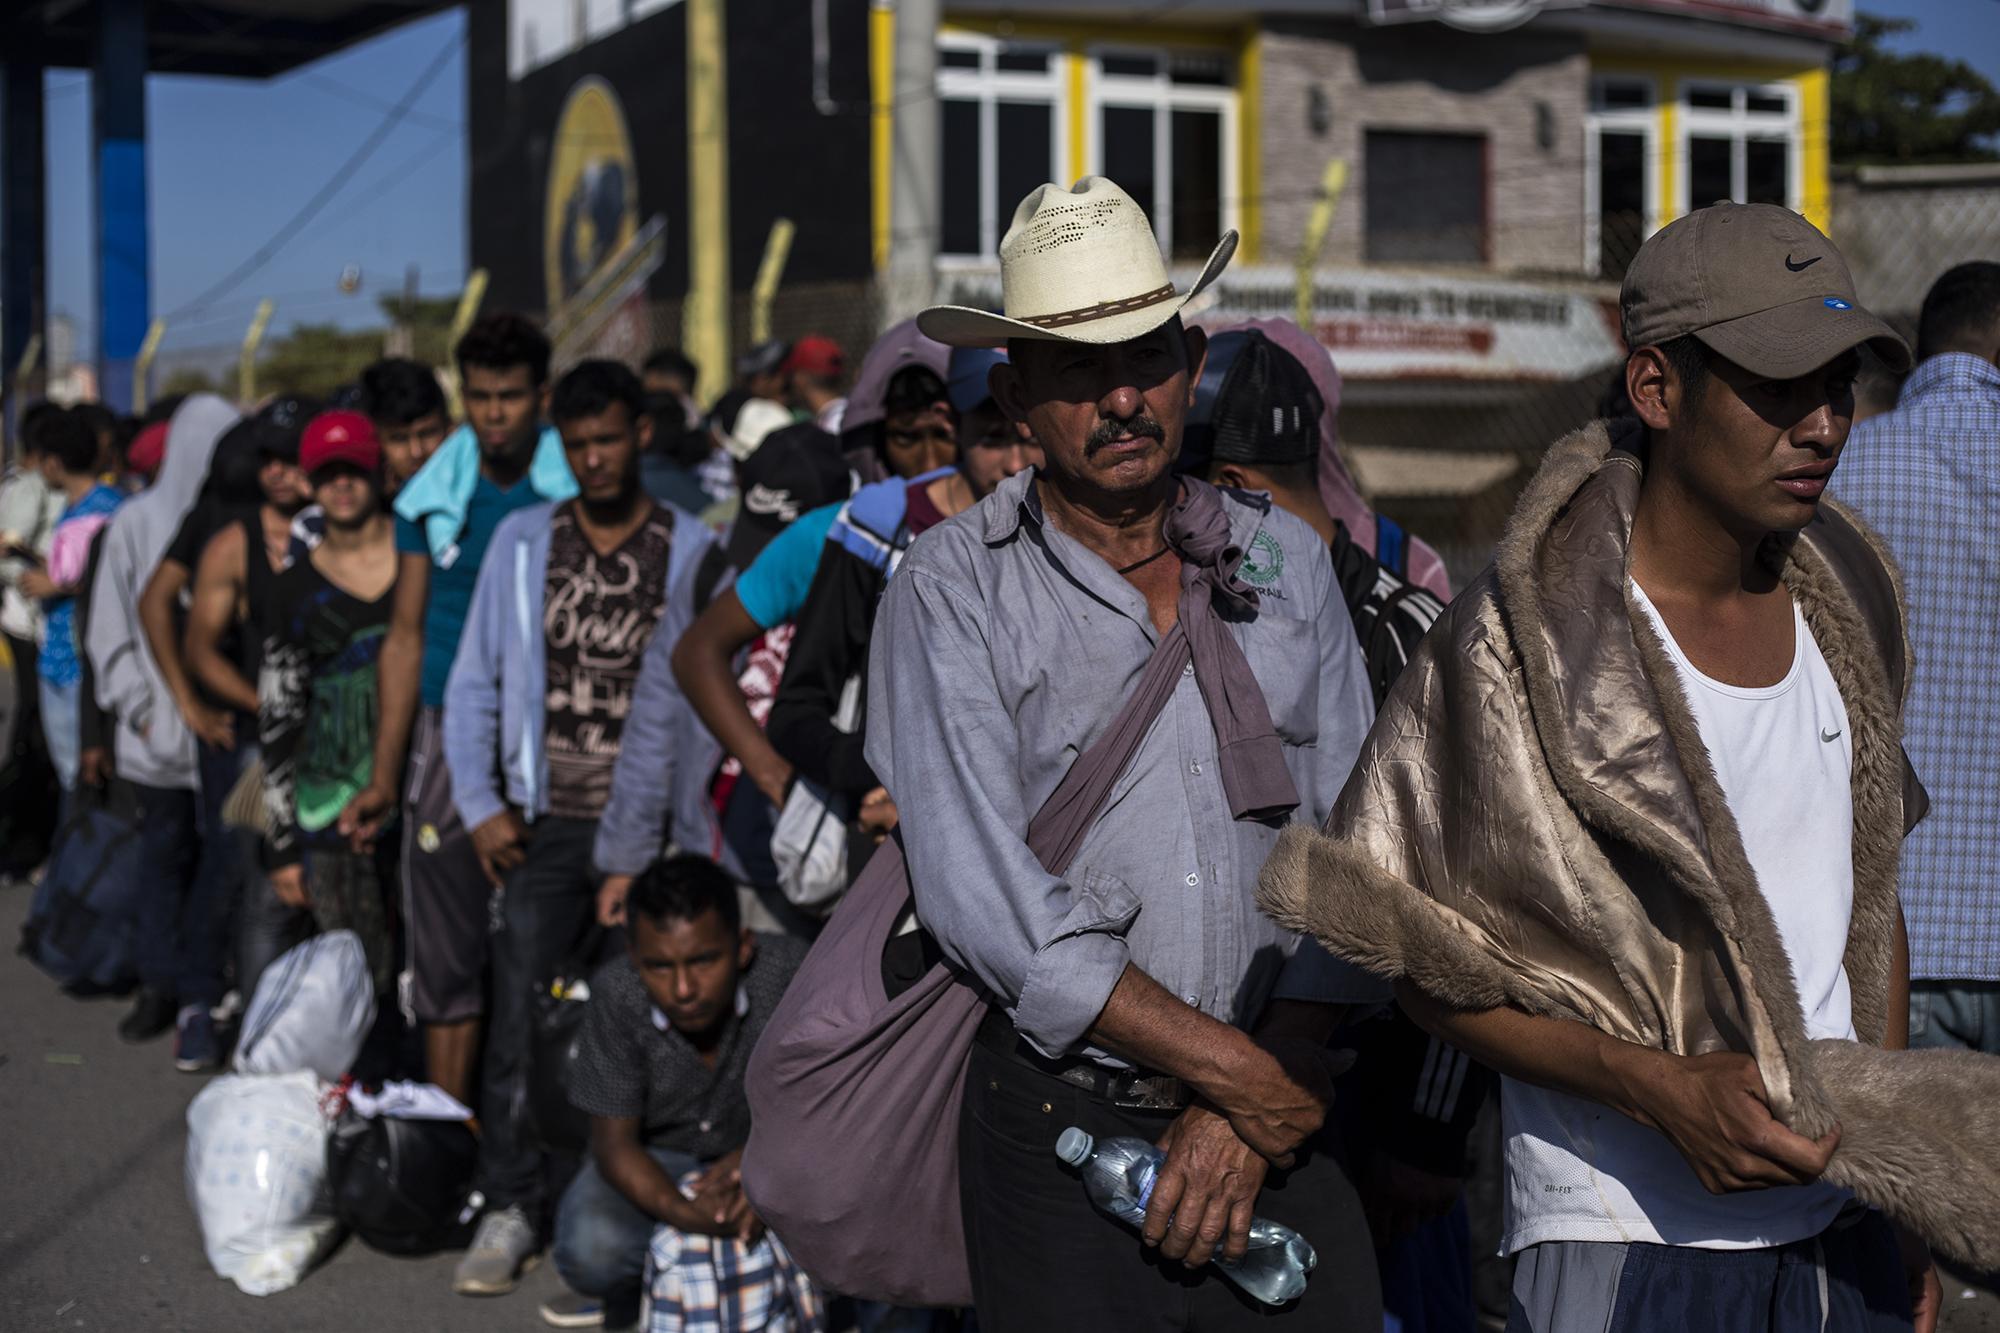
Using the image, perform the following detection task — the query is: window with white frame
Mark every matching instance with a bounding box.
[1678,80,1799,216]
[1088,47,1237,263]
[937,36,1065,259]
[1587,76,1658,279]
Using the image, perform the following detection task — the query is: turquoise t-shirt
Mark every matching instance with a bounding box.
[395,475,547,708]
[734,502,840,630]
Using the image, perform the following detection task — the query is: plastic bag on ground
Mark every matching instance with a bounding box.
[235,930,376,1082]
[185,1070,340,1295]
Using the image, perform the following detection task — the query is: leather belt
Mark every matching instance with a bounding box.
[974,1007,1193,1112]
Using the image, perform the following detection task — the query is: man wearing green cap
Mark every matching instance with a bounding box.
[1260,203,1959,1331]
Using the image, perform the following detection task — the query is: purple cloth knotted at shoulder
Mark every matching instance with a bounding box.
[741,476,1297,1307]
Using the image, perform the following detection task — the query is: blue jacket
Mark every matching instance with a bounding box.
[442,500,719,870]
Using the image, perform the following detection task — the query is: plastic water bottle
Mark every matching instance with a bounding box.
[1054,1126,1317,1305]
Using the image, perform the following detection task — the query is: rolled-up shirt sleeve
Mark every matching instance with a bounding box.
[867,563,1132,1056]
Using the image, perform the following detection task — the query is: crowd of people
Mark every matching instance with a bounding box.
[2,173,1996,1333]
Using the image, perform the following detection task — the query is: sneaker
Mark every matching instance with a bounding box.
[118,988,178,1044]
[174,1006,221,1073]
[539,1290,606,1328]
[453,1204,540,1295]
[209,988,245,1025]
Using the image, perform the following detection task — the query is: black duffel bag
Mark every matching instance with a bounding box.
[326,1110,480,1256]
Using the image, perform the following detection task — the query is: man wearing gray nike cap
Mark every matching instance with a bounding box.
[1265,201,1950,1332]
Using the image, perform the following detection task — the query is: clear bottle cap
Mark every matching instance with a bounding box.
[1055,1127,1094,1165]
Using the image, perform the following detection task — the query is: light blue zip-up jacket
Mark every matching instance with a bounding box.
[442,499,718,865]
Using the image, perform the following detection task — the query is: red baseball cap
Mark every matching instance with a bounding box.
[780,334,845,379]
[126,421,169,478]
[300,410,382,478]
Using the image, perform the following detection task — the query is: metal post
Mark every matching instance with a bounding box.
[750,218,797,345]
[2,53,48,450]
[132,318,165,416]
[1294,159,1349,333]
[441,269,489,421]
[93,0,151,413]
[684,0,732,405]
[881,0,940,327]
[239,300,274,406]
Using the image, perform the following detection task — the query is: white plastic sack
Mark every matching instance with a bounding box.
[769,674,862,912]
[185,1070,339,1295]
[235,930,376,1081]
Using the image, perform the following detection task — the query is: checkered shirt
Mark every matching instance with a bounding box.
[1830,352,2000,981]
[643,1174,825,1333]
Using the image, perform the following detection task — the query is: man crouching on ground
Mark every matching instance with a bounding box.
[543,854,807,1329]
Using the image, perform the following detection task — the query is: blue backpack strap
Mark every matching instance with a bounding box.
[1374,512,1408,578]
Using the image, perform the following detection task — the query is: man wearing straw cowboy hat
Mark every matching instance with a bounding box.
[865,177,1384,1328]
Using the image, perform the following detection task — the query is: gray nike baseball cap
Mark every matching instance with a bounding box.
[1621,202,1911,379]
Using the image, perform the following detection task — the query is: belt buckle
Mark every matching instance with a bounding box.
[1110,1073,1186,1111]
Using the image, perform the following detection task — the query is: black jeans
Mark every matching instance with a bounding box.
[131,782,218,1005]
[959,1040,1382,1333]
[477,816,601,1216]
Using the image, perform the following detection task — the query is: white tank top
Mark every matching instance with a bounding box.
[1501,584,1856,1253]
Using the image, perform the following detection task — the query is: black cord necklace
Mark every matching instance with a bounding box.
[1116,545,1172,576]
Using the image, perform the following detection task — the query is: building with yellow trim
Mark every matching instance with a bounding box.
[910,0,1848,287]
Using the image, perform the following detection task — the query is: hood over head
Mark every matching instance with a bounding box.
[129,394,240,566]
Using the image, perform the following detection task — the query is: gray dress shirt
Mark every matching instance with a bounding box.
[866,468,1382,1066]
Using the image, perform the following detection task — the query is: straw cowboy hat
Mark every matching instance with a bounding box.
[918,176,1236,349]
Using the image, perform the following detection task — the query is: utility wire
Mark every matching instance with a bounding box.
[163,29,463,322]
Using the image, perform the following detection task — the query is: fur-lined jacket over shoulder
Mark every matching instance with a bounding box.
[1260,418,2000,1267]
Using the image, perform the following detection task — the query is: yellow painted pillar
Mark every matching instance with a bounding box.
[685,0,732,405]
[870,1,894,272]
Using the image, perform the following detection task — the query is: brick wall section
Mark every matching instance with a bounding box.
[1258,18,1591,276]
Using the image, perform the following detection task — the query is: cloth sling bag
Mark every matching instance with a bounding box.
[742,478,1299,1308]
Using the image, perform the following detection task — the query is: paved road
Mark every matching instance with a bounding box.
[6,876,1999,1333]
[0,880,563,1333]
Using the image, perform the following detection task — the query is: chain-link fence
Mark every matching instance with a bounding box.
[55,169,1998,589]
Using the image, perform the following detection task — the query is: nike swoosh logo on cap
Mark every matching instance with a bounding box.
[1786,254,1822,272]
[1821,726,1842,742]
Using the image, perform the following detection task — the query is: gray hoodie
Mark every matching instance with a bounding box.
[86,394,238,790]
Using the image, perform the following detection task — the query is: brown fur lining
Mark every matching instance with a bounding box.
[1255,421,2000,1265]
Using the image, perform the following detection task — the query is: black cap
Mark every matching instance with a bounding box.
[253,394,322,462]
[723,423,852,570]
[1177,330,1324,477]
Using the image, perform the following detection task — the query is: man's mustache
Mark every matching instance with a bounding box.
[1085,415,1166,455]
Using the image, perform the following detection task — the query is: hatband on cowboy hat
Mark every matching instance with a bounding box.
[918,176,1236,349]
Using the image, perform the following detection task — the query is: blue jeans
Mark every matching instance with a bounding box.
[1908,981,2000,1056]
[553,1146,701,1326]
[39,676,79,790]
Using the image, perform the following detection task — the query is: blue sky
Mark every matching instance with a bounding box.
[43,7,466,363]
[35,0,2000,362]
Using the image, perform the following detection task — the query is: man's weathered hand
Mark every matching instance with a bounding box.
[1143,1104,1268,1268]
[470,809,528,888]
[337,780,396,851]
[1358,1152,1461,1247]
[1208,1040,1353,1168]
[1629,1050,1840,1192]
